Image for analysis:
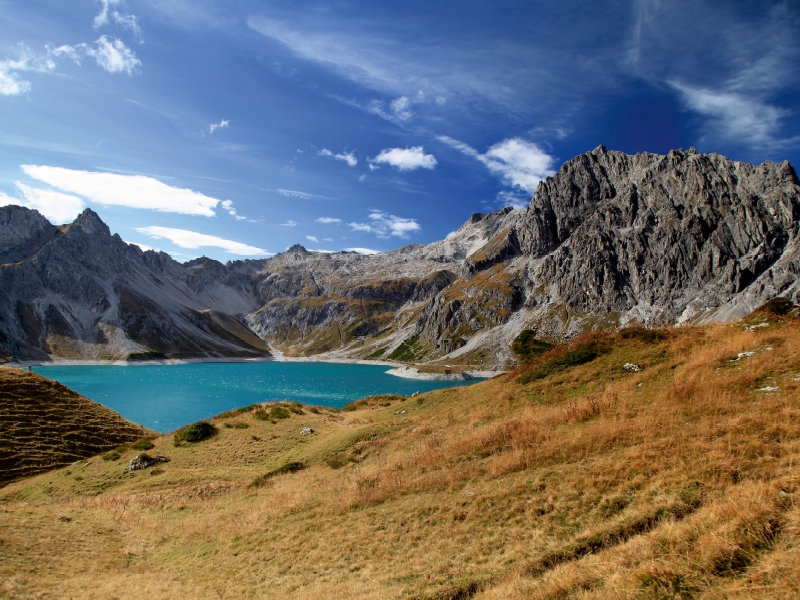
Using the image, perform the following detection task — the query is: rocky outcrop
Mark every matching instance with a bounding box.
[1,147,798,368]
[519,146,800,328]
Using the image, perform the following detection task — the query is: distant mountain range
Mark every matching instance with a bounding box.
[2,146,798,368]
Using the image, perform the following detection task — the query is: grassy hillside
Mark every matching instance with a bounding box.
[0,368,154,485]
[1,302,800,599]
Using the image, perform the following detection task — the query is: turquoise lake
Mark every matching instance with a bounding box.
[32,362,481,433]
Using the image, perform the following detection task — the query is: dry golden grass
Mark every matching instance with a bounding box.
[1,307,800,598]
[0,368,153,485]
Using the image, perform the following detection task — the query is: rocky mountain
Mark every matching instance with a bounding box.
[0,206,270,361]
[1,146,798,368]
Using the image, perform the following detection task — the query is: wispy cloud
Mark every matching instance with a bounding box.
[51,36,141,75]
[94,0,142,41]
[280,220,297,227]
[208,118,229,134]
[315,217,341,224]
[0,44,55,96]
[370,147,436,171]
[135,226,271,256]
[628,0,800,152]
[670,82,793,149]
[344,247,381,255]
[276,188,332,200]
[22,165,220,216]
[0,183,85,224]
[438,136,554,194]
[319,148,357,167]
[348,211,420,238]
[305,235,318,243]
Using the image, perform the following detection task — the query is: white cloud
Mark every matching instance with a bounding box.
[438,136,555,194]
[368,164,380,171]
[4,182,86,224]
[51,36,140,75]
[495,190,530,210]
[280,220,297,227]
[315,217,341,224]
[0,44,55,96]
[277,188,332,200]
[323,237,333,242]
[670,81,793,148]
[348,211,420,239]
[306,235,319,243]
[221,198,246,220]
[319,148,358,167]
[93,0,121,28]
[126,240,155,252]
[87,36,140,74]
[209,119,229,134]
[135,226,271,256]
[344,247,381,255]
[22,165,220,216]
[371,147,437,171]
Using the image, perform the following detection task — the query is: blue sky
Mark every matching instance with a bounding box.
[1,0,799,261]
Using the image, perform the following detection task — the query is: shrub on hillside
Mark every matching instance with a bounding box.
[174,421,217,445]
[248,461,305,488]
[130,438,155,451]
[754,297,797,317]
[618,326,668,343]
[511,330,553,363]
[517,333,612,384]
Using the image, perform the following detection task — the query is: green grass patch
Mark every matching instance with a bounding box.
[388,335,426,362]
[253,409,269,421]
[130,438,155,451]
[366,346,388,359]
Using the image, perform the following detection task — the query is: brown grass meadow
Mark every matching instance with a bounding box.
[2,302,800,598]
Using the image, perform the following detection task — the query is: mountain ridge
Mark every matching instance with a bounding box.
[1,146,798,368]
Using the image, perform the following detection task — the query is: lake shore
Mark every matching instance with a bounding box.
[3,346,505,380]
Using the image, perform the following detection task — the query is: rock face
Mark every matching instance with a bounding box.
[1,147,798,368]
[519,146,800,327]
[0,207,271,361]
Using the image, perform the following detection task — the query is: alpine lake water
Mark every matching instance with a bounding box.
[32,361,483,433]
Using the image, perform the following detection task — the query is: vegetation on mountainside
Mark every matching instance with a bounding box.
[2,300,800,599]
[511,329,553,363]
[0,368,152,484]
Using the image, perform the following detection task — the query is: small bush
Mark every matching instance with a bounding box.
[517,333,612,385]
[224,422,249,429]
[253,409,269,421]
[269,406,291,420]
[130,438,154,451]
[755,297,797,317]
[101,451,120,461]
[512,330,553,363]
[326,458,348,469]
[248,462,305,488]
[175,421,217,444]
[618,326,668,343]
[288,403,304,415]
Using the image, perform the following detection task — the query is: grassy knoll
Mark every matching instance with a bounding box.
[2,305,800,598]
[0,368,153,485]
